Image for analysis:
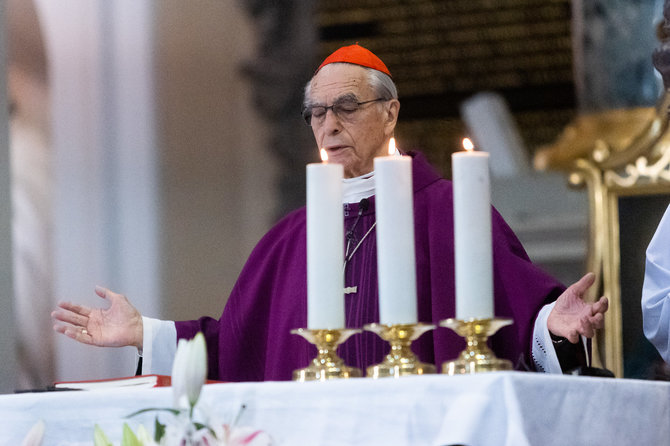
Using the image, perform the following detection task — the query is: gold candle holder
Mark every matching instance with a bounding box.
[291,328,362,381]
[440,317,514,375]
[364,322,436,378]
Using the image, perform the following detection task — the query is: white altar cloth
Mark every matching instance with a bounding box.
[1,371,668,445]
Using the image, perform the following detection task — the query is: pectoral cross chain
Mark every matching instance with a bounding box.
[342,221,376,297]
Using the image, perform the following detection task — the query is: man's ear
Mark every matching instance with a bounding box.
[384,99,400,130]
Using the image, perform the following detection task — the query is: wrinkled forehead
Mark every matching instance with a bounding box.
[308,64,373,104]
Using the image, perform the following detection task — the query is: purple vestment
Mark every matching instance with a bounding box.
[176,152,565,381]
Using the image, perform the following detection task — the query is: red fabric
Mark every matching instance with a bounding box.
[317,44,392,77]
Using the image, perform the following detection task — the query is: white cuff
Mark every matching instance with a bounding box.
[531,303,589,373]
[141,316,177,375]
[531,302,562,374]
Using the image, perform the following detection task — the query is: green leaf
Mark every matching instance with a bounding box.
[121,423,142,446]
[193,422,218,438]
[154,416,166,442]
[93,425,113,446]
[126,407,182,418]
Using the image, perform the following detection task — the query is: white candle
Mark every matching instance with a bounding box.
[374,140,418,325]
[306,153,345,329]
[452,138,494,320]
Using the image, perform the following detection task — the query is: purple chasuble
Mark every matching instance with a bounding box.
[175,152,565,381]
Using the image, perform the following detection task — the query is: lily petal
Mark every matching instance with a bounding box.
[21,420,45,446]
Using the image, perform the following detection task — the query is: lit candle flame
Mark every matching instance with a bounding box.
[462,138,474,152]
[320,148,328,162]
[388,137,396,155]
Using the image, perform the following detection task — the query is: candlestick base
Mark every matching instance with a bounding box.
[291,328,362,381]
[364,323,437,378]
[440,318,514,375]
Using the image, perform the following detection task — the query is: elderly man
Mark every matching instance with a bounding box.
[52,44,608,380]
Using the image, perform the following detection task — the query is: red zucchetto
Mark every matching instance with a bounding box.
[316,44,392,77]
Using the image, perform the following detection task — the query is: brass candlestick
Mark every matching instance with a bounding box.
[364,323,436,378]
[440,317,514,375]
[291,328,362,381]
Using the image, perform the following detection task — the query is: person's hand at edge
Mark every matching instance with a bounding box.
[51,286,143,349]
[547,272,609,343]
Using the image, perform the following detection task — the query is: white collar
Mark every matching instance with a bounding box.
[342,172,375,204]
[341,150,403,204]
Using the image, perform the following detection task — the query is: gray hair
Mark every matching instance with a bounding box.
[303,63,398,107]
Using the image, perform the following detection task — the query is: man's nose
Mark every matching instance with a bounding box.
[323,108,342,133]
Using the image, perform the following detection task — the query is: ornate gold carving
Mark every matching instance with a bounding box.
[604,139,670,188]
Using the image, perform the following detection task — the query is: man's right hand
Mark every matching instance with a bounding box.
[51,286,143,350]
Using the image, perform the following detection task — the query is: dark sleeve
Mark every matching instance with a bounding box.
[550,333,588,373]
[135,356,143,376]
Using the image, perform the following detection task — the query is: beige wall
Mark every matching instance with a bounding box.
[156,2,276,321]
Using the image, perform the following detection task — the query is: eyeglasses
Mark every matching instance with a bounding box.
[301,98,387,126]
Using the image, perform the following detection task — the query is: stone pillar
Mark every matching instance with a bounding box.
[0,0,19,393]
[240,0,318,218]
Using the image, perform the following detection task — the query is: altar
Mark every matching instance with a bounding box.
[2,371,668,445]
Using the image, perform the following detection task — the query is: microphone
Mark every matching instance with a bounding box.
[345,198,369,262]
[346,198,369,241]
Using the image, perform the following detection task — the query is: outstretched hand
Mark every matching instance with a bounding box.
[547,272,609,343]
[51,286,143,349]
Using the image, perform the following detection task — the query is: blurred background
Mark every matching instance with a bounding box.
[0,0,664,391]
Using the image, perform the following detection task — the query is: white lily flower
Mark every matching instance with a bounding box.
[171,332,208,410]
[21,420,45,446]
[224,425,274,446]
[172,338,189,409]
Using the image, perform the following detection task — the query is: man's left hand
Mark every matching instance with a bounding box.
[547,272,609,343]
